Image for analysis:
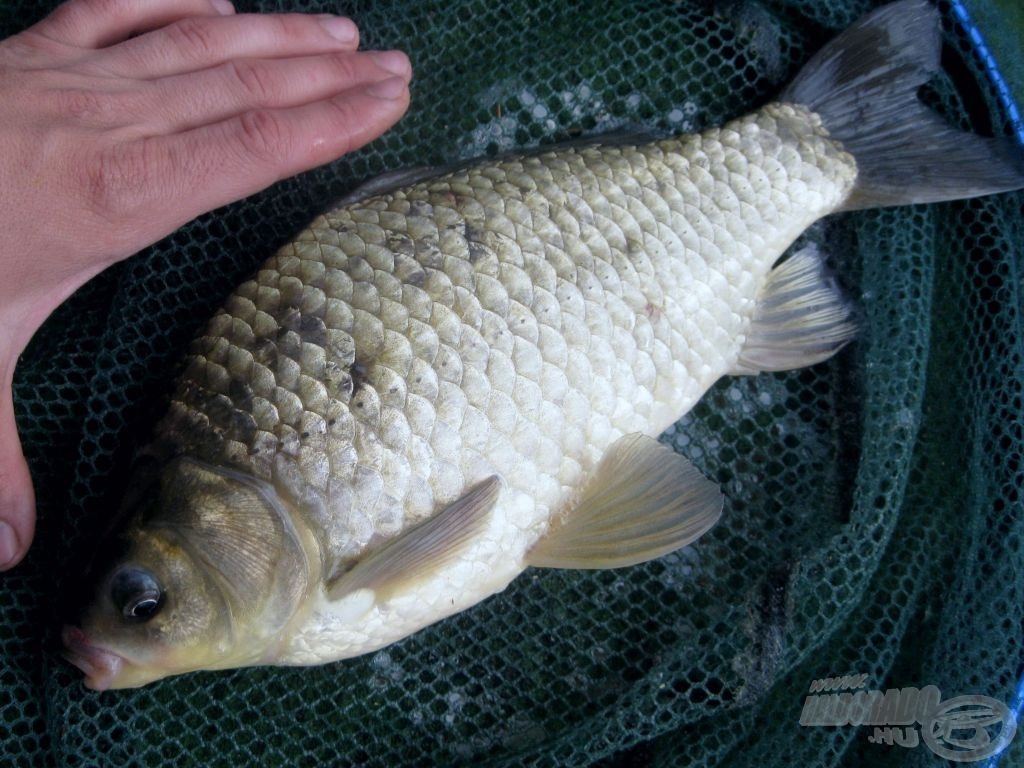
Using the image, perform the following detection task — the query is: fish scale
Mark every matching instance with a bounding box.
[144,105,854,660]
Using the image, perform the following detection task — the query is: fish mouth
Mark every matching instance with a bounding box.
[61,625,126,691]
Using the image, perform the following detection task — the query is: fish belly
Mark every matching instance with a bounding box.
[157,103,856,663]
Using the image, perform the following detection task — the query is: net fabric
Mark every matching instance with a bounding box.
[2,1,1022,766]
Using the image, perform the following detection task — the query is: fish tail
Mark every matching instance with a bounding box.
[781,0,1024,210]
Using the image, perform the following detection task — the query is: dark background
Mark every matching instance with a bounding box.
[2,1,1022,765]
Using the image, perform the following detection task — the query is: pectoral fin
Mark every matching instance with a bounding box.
[327,476,502,602]
[526,434,722,569]
[732,244,857,375]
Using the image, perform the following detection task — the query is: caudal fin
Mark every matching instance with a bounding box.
[781,0,1024,210]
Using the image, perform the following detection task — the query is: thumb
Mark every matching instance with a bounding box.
[0,378,35,571]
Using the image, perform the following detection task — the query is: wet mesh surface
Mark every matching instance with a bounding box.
[3,1,1023,766]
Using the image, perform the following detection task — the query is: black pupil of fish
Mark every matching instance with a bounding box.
[110,568,163,622]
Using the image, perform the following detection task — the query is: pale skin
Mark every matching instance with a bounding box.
[0,0,412,570]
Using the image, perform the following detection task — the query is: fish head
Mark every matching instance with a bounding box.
[64,457,315,690]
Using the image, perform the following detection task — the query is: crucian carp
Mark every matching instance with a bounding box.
[63,0,1024,689]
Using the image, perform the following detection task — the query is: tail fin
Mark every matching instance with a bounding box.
[781,0,1024,210]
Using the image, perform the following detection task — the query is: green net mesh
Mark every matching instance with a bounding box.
[3,1,1022,765]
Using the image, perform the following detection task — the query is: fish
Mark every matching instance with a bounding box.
[63,0,1024,690]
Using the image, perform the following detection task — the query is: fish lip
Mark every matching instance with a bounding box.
[61,625,125,692]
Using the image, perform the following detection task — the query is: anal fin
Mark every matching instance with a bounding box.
[526,434,722,569]
[732,244,857,375]
[327,476,501,602]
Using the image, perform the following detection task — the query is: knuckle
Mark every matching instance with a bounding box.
[326,97,358,125]
[5,30,63,59]
[49,0,135,38]
[324,99,359,153]
[83,0,130,18]
[163,16,219,61]
[326,52,360,83]
[263,13,314,44]
[59,0,128,26]
[52,87,112,123]
[82,142,158,220]
[236,109,290,162]
[226,60,277,104]
[264,14,295,40]
[93,0,134,20]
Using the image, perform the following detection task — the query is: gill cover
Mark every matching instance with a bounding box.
[150,458,313,632]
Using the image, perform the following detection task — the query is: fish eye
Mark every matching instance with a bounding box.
[109,567,164,623]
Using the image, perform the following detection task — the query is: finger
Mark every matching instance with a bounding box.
[145,50,409,133]
[0,387,35,571]
[36,0,234,50]
[192,74,412,200]
[84,72,410,256]
[100,12,359,79]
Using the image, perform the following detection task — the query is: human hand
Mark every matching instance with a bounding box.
[0,0,412,570]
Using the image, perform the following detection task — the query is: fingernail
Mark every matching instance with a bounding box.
[211,0,234,15]
[0,521,18,570]
[320,16,358,44]
[370,50,411,77]
[366,76,407,100]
